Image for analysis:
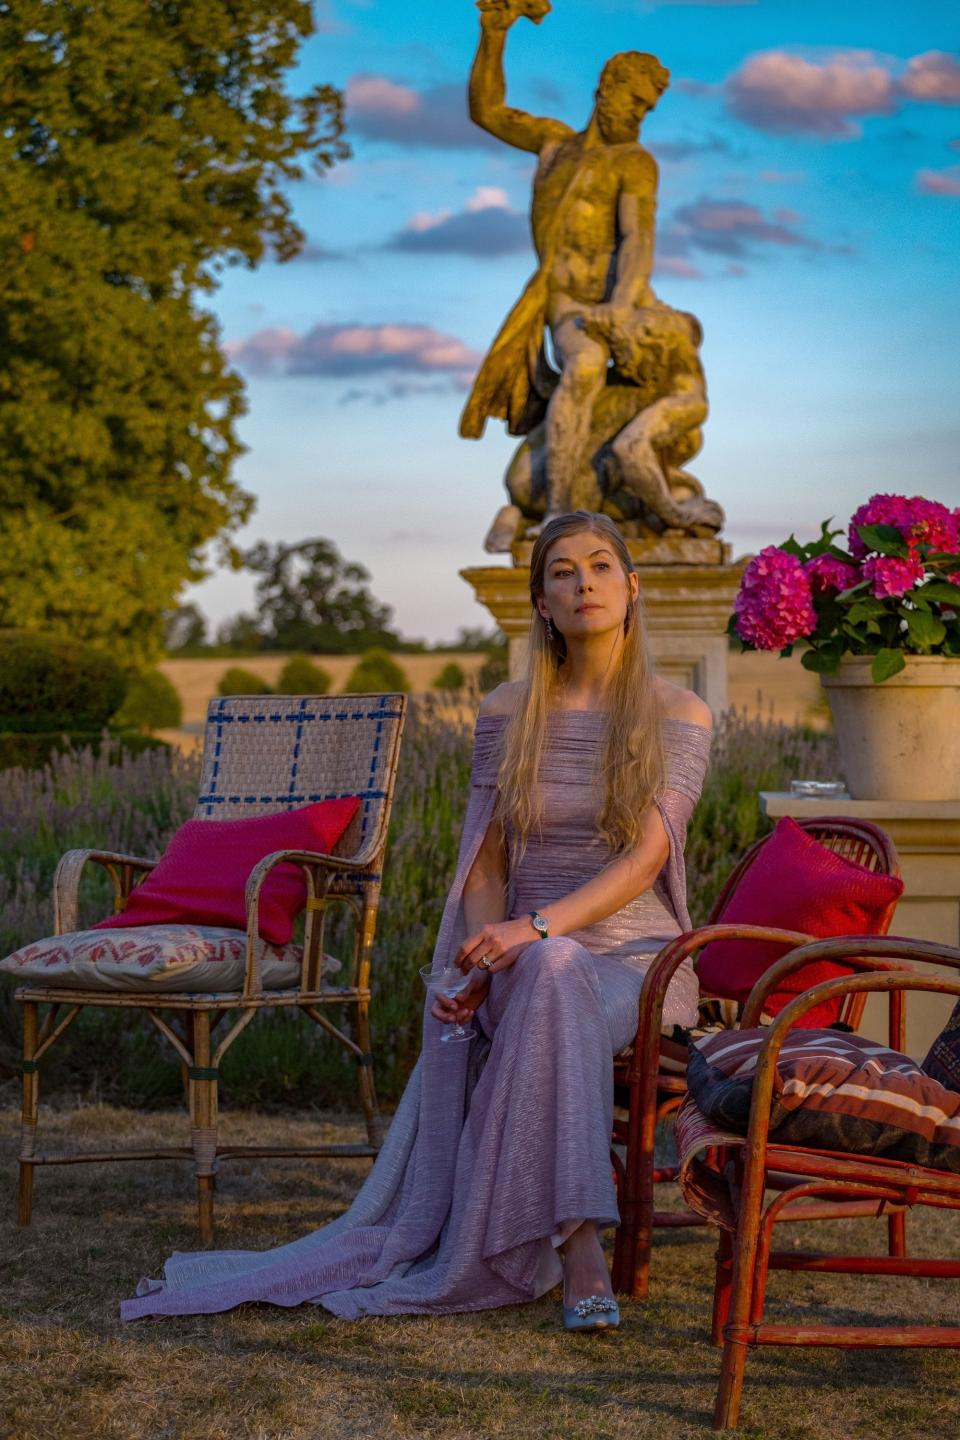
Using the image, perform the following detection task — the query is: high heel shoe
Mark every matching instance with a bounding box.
[562,1294,620,1332]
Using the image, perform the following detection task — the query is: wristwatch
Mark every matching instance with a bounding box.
[529,910,549,940]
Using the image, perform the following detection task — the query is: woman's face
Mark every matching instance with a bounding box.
[536,529,638,641]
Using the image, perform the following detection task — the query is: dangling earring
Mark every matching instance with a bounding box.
[624,600,635,635]
[544,614,555,645]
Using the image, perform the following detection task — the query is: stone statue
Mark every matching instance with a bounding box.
[460,0,725,551]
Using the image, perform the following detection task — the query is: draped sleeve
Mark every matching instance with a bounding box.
[654,718,712,933]
[426,713,505,977]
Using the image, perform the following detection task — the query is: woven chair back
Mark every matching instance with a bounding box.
[193,693,407,862]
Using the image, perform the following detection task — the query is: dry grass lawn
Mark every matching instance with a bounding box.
[1,1101,957,1440]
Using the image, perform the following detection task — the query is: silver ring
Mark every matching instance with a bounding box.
[479,955,494,970]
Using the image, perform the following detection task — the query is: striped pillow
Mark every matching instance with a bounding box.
[687,1028,960,1174]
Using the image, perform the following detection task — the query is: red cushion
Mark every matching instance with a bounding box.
[94,798,360,946]
[696,817,903,1026]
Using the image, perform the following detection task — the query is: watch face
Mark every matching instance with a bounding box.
[533,914,548,935]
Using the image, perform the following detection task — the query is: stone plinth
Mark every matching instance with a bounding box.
[761,792,960,1058]
[460,552,743,716]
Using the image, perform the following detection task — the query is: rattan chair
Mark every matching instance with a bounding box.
[610,817,901,1298]
[16,692,407,1245]
[709,938,960,1431]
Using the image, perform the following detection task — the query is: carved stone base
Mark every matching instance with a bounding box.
[510,536,732,567]
[460,557,744,716]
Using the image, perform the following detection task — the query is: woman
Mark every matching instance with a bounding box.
[121,511,711,1328]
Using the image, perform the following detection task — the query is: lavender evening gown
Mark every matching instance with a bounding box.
[121,711,710,1321]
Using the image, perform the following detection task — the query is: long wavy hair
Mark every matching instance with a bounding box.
[497,512,665,855]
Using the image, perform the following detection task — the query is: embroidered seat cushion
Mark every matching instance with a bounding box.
[695,817,903,1027]
[93,796,360,947]
[686,1027,960,1173]
[0,924,342,993]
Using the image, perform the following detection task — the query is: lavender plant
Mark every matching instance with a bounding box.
[0,706,837,1106]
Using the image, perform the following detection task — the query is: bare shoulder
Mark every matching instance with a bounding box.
[478,680,523,718]
[656,677,713,732]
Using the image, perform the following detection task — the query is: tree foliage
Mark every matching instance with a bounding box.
[0,0,348,663]
[233,538,399,654]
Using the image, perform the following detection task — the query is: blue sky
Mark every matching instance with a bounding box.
[191,0,960,644]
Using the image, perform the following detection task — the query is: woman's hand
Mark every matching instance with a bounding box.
[455,917,536,977]
[431,972,490,1026]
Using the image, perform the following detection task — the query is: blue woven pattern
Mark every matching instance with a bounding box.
[194,694,405,856]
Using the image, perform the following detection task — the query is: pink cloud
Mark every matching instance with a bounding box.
[654,256,703,280]
[226,323,481,379]
[916,166,960,196]
[899,52,960,104]
[725,49,960,138]
[726,50,895,137]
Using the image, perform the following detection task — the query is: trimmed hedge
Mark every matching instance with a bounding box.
[432,661,466,690]
[114,670,183,732]
[217,666,273,697]
[0,631,126,733]
[343,648,410,694]
[277,655,332,695]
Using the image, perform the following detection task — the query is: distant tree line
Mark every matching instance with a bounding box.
[166,537,505,658]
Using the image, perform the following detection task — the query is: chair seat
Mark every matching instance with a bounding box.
[0,924,336,994]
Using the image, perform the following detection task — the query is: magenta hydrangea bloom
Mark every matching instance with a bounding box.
[804,554,861,595]
[849,493,960,559]
[734,547,817,650]
[862,553,925,599]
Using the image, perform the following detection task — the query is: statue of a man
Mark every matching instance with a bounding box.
[460,0,670,525]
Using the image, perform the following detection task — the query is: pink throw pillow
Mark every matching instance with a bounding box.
[696,817,903,1027]
[94,798,360,946]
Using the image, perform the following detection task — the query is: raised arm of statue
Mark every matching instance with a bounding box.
[470,0,574,154]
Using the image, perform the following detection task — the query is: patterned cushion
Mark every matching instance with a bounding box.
[0,925,340,993]
[687,1027,960,1173]
[923,998,960,1093]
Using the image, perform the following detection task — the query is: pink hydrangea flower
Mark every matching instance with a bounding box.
[734,547,817,650]
[849,493,960,559]
[862,553,925,599]
[909,498,960,554]
[848,494,916,559]
[804,554,861,595]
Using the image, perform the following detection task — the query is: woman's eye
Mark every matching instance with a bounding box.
[594,562,610,571]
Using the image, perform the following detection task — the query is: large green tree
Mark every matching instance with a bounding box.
[0,0,347,662]
[220,538,399,654]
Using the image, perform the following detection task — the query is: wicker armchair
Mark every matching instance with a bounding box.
[710,939,960,1430]
[610,817,901,1298]
[16,693,407,1245]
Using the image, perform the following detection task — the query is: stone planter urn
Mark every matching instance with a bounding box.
[821,656,960,801]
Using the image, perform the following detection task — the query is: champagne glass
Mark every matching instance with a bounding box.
[419,963,478,1044]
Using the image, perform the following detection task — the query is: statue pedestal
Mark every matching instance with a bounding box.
[761,791,960,1058]
[461,540,743,716]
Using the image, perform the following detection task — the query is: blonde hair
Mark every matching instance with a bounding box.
[497,512,665,855]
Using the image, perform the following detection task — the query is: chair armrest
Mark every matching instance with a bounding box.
[242,847,380,994]
[742,935,960,1041]
[53,849,158,935]
[630,923,815,1079]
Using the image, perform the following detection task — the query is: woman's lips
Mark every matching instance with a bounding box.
[576,604,603,613]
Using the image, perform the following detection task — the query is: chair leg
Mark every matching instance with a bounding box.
[17,1001,39,1227]
[188,1009,218,1248]
[711,1229,734,1346]
[355,1002,383,1150]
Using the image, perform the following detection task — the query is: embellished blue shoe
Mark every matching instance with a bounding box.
[562,1294,620,1332]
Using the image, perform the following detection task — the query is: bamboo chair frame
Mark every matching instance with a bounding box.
[709,937,960,1431]
[610,817,901,1298]
[16,692,407,1246]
